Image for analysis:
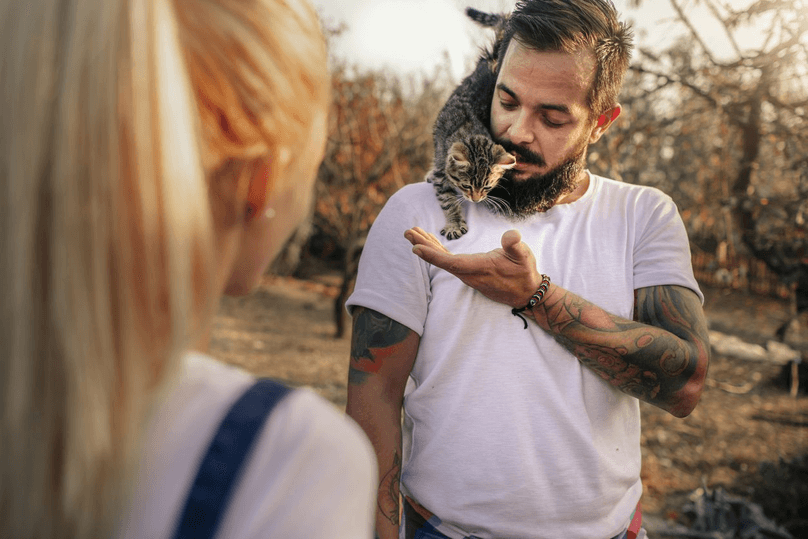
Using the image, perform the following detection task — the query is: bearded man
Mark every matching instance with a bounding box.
[346,2,710,538]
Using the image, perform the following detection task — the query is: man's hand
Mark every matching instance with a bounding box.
[404,227,542,309]
[404,227,710,418]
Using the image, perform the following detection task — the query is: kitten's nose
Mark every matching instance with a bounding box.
[472,191,485,202]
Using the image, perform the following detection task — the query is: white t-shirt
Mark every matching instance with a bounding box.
[347,173,702,539]
[116,352,377,539]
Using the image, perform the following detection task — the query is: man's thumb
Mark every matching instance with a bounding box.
[501,230,528,260]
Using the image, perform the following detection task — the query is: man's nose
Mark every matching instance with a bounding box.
[507,111,534,145]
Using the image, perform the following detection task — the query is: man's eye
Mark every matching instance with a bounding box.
[499,101,518,111]
[544,117,566,128]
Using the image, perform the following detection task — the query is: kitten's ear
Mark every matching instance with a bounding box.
[493,145,517,170]
[447,142,470,167]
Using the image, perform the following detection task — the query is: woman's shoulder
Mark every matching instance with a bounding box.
[217,383,377,538]
[177,352,374,467]
[265,387,375,463]
[120,353,376,539]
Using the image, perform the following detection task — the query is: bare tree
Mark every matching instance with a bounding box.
[315,63,448,336]
[592,0,808,316]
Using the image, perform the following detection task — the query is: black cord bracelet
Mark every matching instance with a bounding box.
[511,274,551,329]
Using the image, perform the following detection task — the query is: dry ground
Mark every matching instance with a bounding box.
[209,272,807,532]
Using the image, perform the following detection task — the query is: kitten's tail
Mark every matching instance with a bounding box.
[466,7,507,66]
[465,7,503,28]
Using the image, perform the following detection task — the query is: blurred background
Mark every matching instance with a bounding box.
[214,1,808,536]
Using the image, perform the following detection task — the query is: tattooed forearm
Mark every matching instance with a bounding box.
[349,307,413,385]
[377,450,402,526]
[532,285,710,416]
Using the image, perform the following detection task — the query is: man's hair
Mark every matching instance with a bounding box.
[496,0,633,117]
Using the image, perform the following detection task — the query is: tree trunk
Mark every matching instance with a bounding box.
[732,94,762,257]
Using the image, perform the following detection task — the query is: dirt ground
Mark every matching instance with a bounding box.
[209,271,807,533]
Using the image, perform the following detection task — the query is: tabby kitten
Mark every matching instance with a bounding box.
[427,8,515,240]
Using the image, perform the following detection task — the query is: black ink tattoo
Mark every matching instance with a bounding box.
[348,307,412,386]
[535,285,709,414]
[378,450,401,526]
[635,286,710,347]
[348,367,370,386]
[351,308,410,363]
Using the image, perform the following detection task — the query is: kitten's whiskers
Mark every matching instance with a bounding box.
[484,195,512,217]
[450,192,467,207]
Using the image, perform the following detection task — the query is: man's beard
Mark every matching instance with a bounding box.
[486,138,588,218]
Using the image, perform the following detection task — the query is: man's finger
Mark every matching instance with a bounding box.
[411,243,457,270]
[405,227,451,254]
[500,230,531,262]
[410,243,484,277]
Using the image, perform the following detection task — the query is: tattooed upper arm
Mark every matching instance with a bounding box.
[348,307,419,387]
[634,285,709,346]
[346,308,419,532]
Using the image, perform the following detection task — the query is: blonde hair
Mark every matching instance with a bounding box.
[0,0,328,537]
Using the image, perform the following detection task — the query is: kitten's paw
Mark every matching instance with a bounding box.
[441,223,468,240]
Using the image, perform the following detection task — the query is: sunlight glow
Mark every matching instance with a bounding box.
[337,0,474,79]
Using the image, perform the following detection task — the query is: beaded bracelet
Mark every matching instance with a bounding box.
[511,274,551,329]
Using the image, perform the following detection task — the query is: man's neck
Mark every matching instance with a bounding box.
[553,169,590,206]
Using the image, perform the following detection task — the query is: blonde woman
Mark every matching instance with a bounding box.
[0,0,376,538]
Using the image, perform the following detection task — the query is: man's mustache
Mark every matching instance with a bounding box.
[496,138,546,168]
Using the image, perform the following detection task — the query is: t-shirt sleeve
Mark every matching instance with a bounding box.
[217,389,378,539]
[632,190,704,303]
[345,185,433,335]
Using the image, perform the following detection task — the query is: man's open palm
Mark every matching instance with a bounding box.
[404,227,542,308]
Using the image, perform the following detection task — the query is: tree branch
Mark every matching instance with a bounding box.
[669,0,718,64]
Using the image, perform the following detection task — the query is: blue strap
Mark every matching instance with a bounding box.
[171,379,293,539]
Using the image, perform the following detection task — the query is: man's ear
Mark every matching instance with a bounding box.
[590,104,622,144]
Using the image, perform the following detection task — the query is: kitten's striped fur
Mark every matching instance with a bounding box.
[427,8,515,239]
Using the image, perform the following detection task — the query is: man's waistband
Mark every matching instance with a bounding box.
[403,496,642,539]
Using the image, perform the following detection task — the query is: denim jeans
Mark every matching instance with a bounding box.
[402,497,648,539]
[403,498,478,539]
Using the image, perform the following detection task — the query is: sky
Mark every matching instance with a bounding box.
[310,0,762,81]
